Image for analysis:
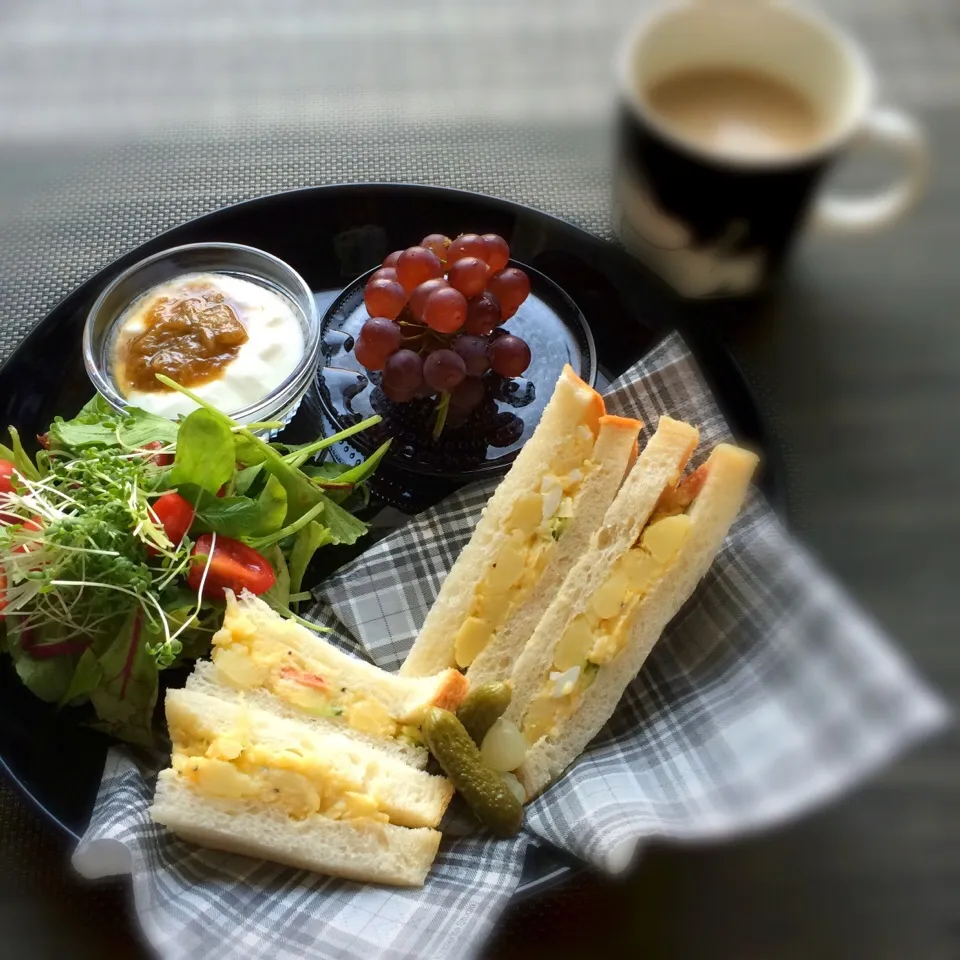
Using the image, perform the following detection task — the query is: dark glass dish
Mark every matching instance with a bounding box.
[0,183,785,901]
[315,261,596,488]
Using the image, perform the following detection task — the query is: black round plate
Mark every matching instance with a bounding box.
[316,261,596,488]
[0,183,785,902]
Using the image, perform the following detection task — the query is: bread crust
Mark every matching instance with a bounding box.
[431,669,470,712]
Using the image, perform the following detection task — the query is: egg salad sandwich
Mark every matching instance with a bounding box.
[150,688,453,887]
[504,417,759,800]
[401,365,642,686]
[187,590,469,769]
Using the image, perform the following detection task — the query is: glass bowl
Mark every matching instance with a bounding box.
[82,242,321,428]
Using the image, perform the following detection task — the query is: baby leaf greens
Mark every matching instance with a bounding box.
[0,392,386,745]
[169,409,235,494]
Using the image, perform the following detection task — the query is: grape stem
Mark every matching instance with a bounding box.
[397,320,452,351]
[432,392,450,440]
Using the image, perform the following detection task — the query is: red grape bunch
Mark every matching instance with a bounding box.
[356,233,532,422]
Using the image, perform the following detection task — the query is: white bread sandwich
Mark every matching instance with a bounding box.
[191,590,469,768]
[504,417,759,800]
[150,688,453,886]
[401,365,642,685]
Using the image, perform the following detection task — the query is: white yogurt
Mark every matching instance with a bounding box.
[113,272,306,419]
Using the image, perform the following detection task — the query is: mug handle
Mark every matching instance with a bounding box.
[812,107,929,234]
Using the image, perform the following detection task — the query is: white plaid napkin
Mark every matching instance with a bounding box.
[73,332,948,960]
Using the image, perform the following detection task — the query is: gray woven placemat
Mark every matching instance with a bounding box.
[2,0,958,363]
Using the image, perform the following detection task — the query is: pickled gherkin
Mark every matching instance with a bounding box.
[422,707,524,836]
[456,681,512,746]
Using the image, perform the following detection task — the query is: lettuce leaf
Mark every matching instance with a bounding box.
[5,620,92,705]
[59,648,104,706]
[9,638,77,703]
[48,396,178,452]
[170,408,235,495]
[87,609,160,747]
[301,439,391,504]
[261,545,290,610]
[254,474,289,535]
[193,475,287,539]
[321,495,370,546]
[288,521,334,599]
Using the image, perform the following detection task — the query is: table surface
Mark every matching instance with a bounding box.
[0,1,958,957]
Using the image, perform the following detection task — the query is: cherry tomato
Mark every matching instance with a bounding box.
[12,516,43,555]
[0,461,17,496]
[149,491,196,549]
[141,440,173,467]
[187,534,276,598]
[0,460,21,525]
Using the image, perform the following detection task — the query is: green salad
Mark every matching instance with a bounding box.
[0,383,387,745]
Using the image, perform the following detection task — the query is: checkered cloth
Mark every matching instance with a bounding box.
[73,332,948,960]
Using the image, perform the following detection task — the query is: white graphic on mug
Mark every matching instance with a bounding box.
[616,170,766,298]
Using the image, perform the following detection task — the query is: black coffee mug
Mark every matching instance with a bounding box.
[614,0,928,299]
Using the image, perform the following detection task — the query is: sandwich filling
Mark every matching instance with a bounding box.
[170,718,391,824]
[520,467,706,744]
[210,610,413,743]
[453,424,600,669]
